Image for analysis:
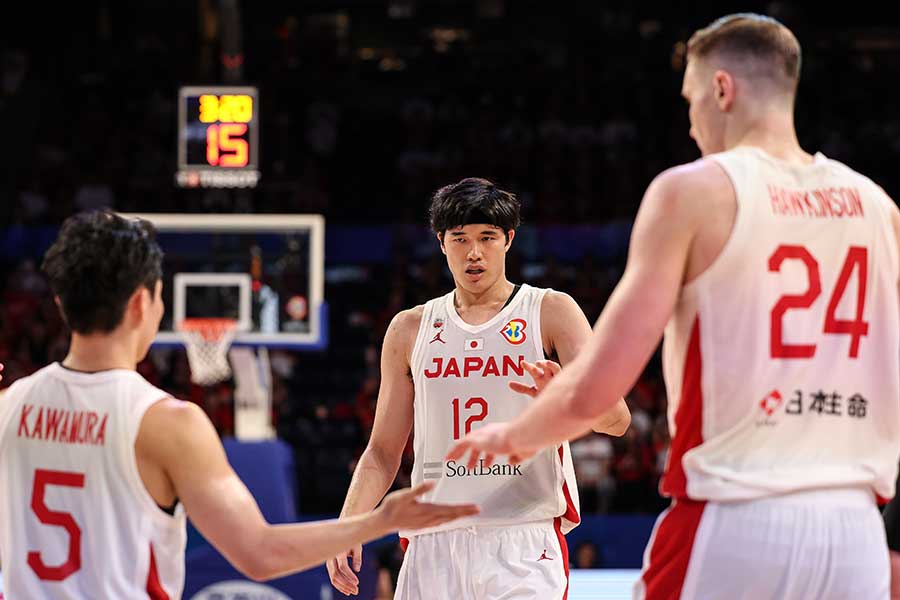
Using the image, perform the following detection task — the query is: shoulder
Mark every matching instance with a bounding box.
[388,305,425,340]
[540,289,581,315]
[647,159,733,208]
[142,397,208,434]
[381,305,426,364]
[539,289,591,347]
[634,159,734,239]
[139,397,217,457]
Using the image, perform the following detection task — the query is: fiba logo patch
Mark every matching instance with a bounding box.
[191,581,292,600]
[500,319,527,345]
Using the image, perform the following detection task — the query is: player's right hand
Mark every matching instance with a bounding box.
[377,481,479,533]
[327,544,363,596]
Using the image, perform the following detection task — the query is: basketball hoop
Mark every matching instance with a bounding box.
[179,318,239,385]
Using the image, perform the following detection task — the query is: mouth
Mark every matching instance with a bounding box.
[464,266,486,281]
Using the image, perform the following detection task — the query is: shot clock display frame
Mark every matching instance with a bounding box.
[176,85,260,189]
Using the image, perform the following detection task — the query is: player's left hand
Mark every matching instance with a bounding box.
[445,423,536,469]
[509,359,560,397]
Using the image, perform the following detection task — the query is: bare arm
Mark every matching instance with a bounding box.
[328,307,420,595]
[541,291,630,436]
[141,370,475,583]
[339,308,420,519]
[448,161,717,462]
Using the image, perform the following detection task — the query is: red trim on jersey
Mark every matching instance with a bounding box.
[557,446,580,525]
[147,544,170,600]
[553,517,570,600]
[660,318,704,499]
[641,499,706,600]
[399,536,409,552]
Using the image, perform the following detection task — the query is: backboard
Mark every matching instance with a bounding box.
[120,213,326,350]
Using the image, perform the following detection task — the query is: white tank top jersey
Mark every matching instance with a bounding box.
[0,363,186,599]
[401,284,580,538]
[662,146,900,503]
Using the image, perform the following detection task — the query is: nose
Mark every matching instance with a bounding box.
[467,245,485,263]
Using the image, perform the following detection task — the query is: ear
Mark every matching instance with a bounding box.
[712,70,736,111]
[437,232,447,255]
[126,286,150,324]
[504,229,516,251]
[53,296,70,327]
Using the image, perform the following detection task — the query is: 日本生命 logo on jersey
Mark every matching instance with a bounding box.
[756,389,783,426]
[500,319,527,345]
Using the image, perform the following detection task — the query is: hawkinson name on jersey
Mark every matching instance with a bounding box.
[768,184,864,219]
[423,355,526,379]
[17,404,108,446]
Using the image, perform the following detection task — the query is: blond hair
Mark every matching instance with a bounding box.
[688,13,801,93]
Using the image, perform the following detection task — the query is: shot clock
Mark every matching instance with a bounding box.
[176,86,260,188]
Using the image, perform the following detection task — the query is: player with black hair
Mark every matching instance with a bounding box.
[0,209,476,598]
[328,178,630,599]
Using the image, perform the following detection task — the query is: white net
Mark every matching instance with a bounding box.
[179,318,239,385]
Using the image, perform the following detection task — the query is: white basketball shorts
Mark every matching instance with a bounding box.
[395,518,570,600]
[634,487,889,599]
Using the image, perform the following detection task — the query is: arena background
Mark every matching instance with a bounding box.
[1,1,899,598]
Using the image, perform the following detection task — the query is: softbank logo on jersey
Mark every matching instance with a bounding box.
[500,319,527,345]
[191,581,291,600]
[17,404,108,446]
[445,459,523,478]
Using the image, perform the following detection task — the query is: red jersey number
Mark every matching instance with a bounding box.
[452,397,488,440]
[769,245,869,359]
[27,469,85,581]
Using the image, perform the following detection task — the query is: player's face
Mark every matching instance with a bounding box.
[682,59,727,156]
[441,224,513,293]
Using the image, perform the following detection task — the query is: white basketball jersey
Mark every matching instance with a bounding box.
[0,364,187,599]
[401,284,580,538]
[662,146,900,502]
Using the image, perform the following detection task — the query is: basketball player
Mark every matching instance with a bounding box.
[449,14,900,599]
[0,210,478,598]
[327,178,631,599]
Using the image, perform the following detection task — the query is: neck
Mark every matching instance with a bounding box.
[63,332,138,372]
[453,277,514,310]
[728,107,813,164]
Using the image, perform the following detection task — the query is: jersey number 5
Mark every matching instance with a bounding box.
[769,245,869,359]
[27,469,85,581]
[452,397,488,440]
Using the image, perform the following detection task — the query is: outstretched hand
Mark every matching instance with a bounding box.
[445,422,536,470]
[376,481,479,533]
[327,543,363,596]
[509,359,560,397]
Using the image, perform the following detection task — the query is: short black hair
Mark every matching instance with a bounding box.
[42,210,163,334]
[428,177,521,238]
